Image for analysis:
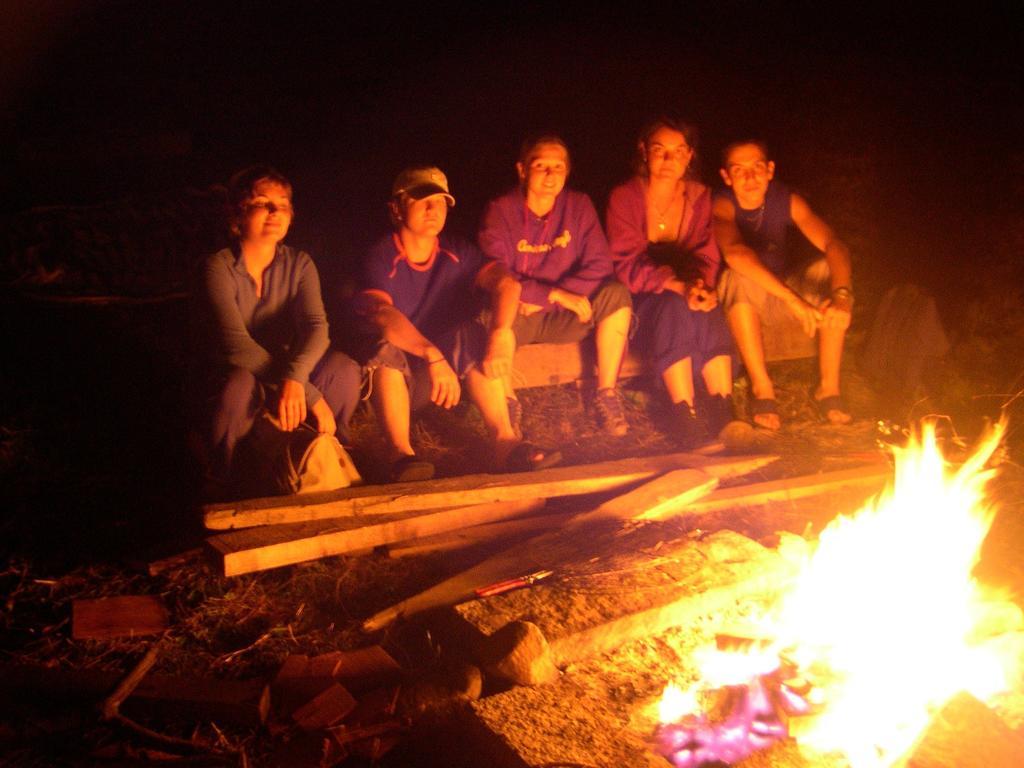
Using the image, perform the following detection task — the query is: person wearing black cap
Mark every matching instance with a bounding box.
[354,166,561,481]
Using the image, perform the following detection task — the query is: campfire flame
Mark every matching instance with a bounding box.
[657,419,1017,767]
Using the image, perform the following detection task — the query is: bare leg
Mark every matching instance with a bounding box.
[701,354,733,396]
[464,368,520,466]
[726,302,779,429]
[815,324,852,424]
[370,365,414,461]
[661,357,695,405]
[595,306,631,390]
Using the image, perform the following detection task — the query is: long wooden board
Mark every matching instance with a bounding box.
[635,462,892,520]
[208,498,546,577]
[387,510,577,558]
[549,558,799,666]
[203,452,777,530]
[362,469,719,632]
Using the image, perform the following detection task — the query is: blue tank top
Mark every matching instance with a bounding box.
[722,181,792,277]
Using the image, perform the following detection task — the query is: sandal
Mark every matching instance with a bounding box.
[390,455,435,483]
[811,391,852,425]
[500,442,562,473]
[749,397,781,431]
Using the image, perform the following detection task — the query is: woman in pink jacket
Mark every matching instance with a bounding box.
[606,116,735,445]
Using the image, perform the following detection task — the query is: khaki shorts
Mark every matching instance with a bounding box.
[717,258,830,323]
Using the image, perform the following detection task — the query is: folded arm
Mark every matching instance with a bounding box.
[358,290,460,407]
[713,196,821,336]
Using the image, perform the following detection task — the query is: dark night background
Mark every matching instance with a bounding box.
[1,1,1024,562]
[4,1,1023,285]
[3,5,1024,764]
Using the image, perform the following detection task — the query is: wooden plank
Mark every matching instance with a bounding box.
[0,663,269,727]
[362,469,719,632]
[906,691,1024,768]
[208,498,547,577]
[146,548,202,576]
[510,339,808,389]
[387,511,576,558]
[330,646,403,694]
[510,343,646,388]
[549,557,798,666]
[635,463,893,521]
[270,654,335,731]
[291,682,357,731]
[203,452,777,530]
[71,595,169,640]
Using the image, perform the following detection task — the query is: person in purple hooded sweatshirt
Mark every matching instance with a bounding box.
[606,117,736,446]
[479,135,633,437]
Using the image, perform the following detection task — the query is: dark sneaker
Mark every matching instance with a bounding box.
[672,401,706,448]
[702,394,736,440]
[594,387,629,437]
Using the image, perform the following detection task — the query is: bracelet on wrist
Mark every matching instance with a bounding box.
[427,357,445,366]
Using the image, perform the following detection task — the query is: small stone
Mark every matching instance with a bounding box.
[482,620,559,687]
[397,663,483,717]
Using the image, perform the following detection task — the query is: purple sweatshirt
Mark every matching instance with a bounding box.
[606,177,721,292]
[479,188,613,308]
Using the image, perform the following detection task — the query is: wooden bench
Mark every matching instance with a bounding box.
[510,310,815,389]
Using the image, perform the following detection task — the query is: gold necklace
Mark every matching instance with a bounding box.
[649,185,682,233]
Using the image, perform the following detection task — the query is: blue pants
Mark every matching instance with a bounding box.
[631,291,734,378]
[205,350,361,480]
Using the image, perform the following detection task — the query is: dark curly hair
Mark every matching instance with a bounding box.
[634,116,700,179]
[226,165,293,237]
[720,139,771,168]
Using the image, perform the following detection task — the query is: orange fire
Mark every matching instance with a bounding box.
[659,419,1020,767]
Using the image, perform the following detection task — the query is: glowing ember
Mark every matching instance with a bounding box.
[656,420,1016,767]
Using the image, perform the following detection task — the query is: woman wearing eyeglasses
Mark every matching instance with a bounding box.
[606,117,736,446]
[195,165,361,496]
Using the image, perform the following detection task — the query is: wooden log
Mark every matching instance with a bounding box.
[72,595,169,640]
[0,663,269,727]
[203,452,777,530]
[387,511,576,558]
[208,498,547,577]
[634,462,893,521]
[362,469,719,632]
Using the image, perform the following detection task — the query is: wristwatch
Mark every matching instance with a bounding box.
[831,286,854,301]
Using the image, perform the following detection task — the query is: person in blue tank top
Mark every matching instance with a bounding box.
[713,141,853,429]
